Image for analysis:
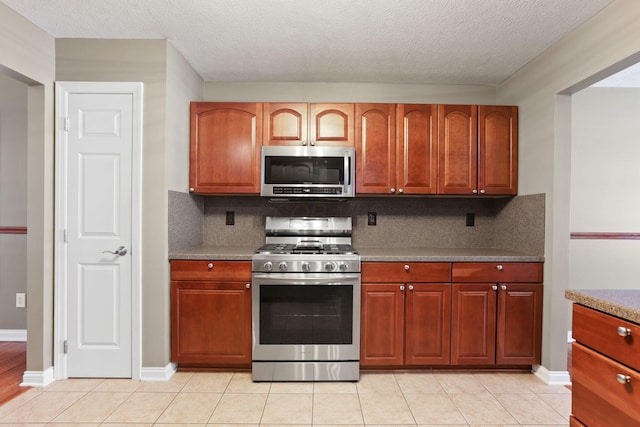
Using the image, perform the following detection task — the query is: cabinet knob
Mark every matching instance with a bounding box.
[408,285,414,291]
[207,262,214,270]
[501,284,507,290]
[302,140,307,146]
[472,189,478,194]
[400,285,405,291]
[480,189,486,194]
[189,187,194,192]
[617,326,632,337]
[404,264,410,271]
[616,373,631,384]
[398,188,404,194]
[390,188,396,194]
[246,283,251,289]
[496,264,503,271]
[492,285,498,291]
[310,141,315,146]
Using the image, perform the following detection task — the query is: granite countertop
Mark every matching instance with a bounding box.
[169,245,544,263]
[566,289,640,324]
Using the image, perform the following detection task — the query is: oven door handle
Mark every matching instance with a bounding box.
[252,273,360,286]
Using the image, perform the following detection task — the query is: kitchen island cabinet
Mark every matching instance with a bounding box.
[263,102,354,146]
[189,102,262,194]
[451,262,542,366]
[360,262,451,367]
[170,260,252,367]
[438,105,517,196]
[565,290,640,426]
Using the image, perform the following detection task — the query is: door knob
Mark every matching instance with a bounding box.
[103,246,127,256]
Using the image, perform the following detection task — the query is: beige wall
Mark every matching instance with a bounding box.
[56,38,171,367]
[498,0,640,371]
[569,87,640,291]
[0,3,55,371]
[0,73,28,330]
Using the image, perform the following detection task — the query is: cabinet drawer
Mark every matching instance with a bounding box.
[170,260,251,281]
[573,304,640,371]
[452,262,542,282]
[571,342,640,426]
[362,262,451,283]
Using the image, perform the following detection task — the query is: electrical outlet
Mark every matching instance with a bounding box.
[225,211,235,225]
[367,212,377,226]
[466,212,475,227]
[16,293,26,308]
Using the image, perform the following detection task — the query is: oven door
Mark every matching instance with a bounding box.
[252,272,360,361]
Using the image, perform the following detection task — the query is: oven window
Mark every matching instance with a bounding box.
[260,285,353,344]
[264,156,344,185]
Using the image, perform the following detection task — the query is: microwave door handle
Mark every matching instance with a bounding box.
[345,155,351,185]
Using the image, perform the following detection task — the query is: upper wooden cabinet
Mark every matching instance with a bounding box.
[263,103,354,146]
[356,104,437,195]
[189,102,262,194]
[438,105,517,195]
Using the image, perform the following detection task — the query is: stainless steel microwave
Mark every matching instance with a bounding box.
[260,146,355,199]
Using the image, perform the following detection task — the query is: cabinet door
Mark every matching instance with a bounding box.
[309,103,354,146]
[171,281,251,366]
[405,283,451,365]
[496,283,542,365]
[189,102,262,194]
[451,283,496,365]
[478,105,518,195]
[262,103,308,146]
[438,105,478,195]
[360,283,404,367]
[355,103,396,194]
[397,104,438,194]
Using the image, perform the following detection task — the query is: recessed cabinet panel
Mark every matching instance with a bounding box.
[189,102,261,194]
[355,104,396,193]
[360,283,404,366]
[263,103,308,146]
[451,284,496,365]
[310,103,354,146]
[438,105,478,195]
[397,104,438,194]
[478,105,518,195]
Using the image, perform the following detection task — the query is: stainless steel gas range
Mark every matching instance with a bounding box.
[251,217,361,382]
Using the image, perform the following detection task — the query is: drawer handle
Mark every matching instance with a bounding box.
[496,264,503,271]
[617,326,632,337]
[207,263,214,270]
[616,373,631,384]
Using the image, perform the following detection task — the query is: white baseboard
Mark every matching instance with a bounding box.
[532,364,571,386]
[140,363,177,382]
[0,329,27,341]
[21,367,55,388]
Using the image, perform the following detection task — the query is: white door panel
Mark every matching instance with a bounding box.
[66,93,133,378]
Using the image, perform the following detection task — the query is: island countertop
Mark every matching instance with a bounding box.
[565,289,640,324]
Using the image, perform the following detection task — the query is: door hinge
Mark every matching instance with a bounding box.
[63,340,68,354]
[64,117,70,132]
[63,229,68,243]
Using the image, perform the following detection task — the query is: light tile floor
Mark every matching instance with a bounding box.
[0,371,571,426]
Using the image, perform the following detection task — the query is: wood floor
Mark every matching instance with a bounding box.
[0,342,29,405]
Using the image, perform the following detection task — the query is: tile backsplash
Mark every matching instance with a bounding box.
[169,191,545,255]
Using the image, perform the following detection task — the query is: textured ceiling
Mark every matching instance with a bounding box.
[0,0,614,85]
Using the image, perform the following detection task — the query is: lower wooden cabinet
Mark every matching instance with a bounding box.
[451,282,542,365]
[170,261,252,367]
[360,262,451,367]
[570,304,640,426]
[451,262,543,366]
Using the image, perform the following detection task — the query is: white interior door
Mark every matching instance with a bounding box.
[64,90,134,378]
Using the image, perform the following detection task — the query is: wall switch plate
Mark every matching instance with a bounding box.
[466,212,475,227]
[16,293,26,308]
[367,212,377,226]
[225,211,235,225]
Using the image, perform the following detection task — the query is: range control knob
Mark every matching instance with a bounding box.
[324,262,336,272]
[339,263,349,272]
[278,262,288,272]
[302,262,311,272]
[263,262,273,272]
